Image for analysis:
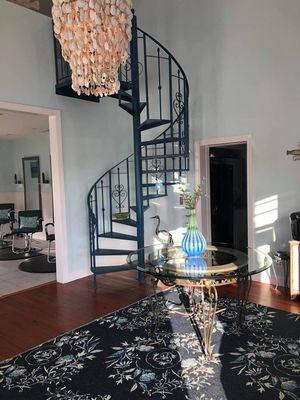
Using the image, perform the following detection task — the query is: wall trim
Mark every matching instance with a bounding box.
[0,101,69,283]
[194,134,254,248]
[65,269,92,283]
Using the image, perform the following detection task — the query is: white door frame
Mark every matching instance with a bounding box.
[0,101,69,283]
[194,134,254,248]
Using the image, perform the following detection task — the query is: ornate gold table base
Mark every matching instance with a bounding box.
[149,276,252,361]
[188,283,219,360]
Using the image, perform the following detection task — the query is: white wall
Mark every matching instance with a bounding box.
[136,0,300,270]
[13,135,49,202]
[0,140,14,194]
[0,1,132,281]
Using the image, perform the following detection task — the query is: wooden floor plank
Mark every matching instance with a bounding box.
[0,271,299,360]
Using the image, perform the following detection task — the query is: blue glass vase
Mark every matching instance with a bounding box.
[185,256,208,278]
[182,209,207,256]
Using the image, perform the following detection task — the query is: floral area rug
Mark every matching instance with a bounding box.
[0,288,299,400]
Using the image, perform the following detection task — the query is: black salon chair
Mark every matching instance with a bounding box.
[0,203,15,249]
[290,211,300,240]
[45,223,55,263]
[11,210,43,255]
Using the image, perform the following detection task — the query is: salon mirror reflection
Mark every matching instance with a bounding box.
[22,156,42,211]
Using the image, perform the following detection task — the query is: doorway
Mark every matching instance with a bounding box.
[210,144,247,249]
[0,101,68,288]
[195,136,253,249]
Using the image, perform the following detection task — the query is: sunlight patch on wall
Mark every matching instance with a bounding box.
[254,195,278,229]
[172,175,187,194]
[256,244,272,284]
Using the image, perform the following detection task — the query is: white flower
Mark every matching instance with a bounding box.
[138,345,154,352]
[139,372,156,382]
[181,358,198,368]
[258,351,275,358]
[281,380,297,391]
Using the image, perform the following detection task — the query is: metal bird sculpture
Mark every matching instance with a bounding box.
[151,215,174,246]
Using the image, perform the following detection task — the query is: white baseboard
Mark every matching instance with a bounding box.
[58,268,92,284]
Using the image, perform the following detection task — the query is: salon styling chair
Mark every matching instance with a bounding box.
[0,203,15,249]
[45,223,56,263]
[11,210,43,256]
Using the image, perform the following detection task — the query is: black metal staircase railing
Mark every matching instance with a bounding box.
[53,13,189,287]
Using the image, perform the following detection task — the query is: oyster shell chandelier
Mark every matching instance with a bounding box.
[52,0,132,97]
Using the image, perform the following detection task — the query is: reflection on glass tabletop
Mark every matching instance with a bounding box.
[128,244,273,282]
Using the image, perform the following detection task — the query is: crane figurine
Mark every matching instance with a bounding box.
[151,215,174,246]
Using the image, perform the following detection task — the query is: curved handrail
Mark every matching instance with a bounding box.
[87,154,133,207]
[87,25,189,221]
[137,27,189,98]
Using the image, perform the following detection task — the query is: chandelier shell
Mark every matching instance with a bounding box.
[52,0,132,97]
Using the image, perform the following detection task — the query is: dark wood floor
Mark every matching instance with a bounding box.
[0,271,299,360]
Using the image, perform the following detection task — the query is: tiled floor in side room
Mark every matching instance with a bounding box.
[0,238,56,297]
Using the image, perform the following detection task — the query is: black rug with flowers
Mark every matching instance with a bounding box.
[0,288,299,400]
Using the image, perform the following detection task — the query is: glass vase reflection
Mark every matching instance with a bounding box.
[185,256,208,278]
[182,209,207,256]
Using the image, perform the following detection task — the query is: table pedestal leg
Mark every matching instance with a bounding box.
[187,283,218,360]
[188,287,196,313]
[237,275,252,329]
[198,284,218,360]
[148,277,159,336]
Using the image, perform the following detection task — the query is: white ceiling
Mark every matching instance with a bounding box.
[0,109,49,140]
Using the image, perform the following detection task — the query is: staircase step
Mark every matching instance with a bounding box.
[141,153,188,161]
[143,194,166,201]
[120,102,147,116]
[112,220,136,236]
[110,91,133,102]
[55,79,100,103]
[94,264,136,275]
[120,81,132,91]
[55,78,72,90]
[139,119,170,132]
[142,183,166,188]
[112,218,137,227]
[130,205,150,213]
[93,249,133,256]
[98,232,137,241]
[142,168,189,174]
[141,137,184,146]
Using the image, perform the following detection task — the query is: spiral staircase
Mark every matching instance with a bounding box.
[54,13,190,287]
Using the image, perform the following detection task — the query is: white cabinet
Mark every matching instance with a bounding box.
[289,241,300,299]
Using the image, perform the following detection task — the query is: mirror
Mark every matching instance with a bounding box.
[22,156,42,211]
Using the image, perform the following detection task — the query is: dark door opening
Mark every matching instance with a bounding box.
[209,143,247,250]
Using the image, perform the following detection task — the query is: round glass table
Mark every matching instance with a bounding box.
[128,244,273,359]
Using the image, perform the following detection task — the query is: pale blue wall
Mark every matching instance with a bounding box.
[0,140,14,193]
[0,1,132,279]
[11,134,51,193]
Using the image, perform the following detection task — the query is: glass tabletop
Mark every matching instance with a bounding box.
[127,244,273,282]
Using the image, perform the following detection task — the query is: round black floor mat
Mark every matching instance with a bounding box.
[19,255,56,273]
[0,240,11,250]
[0,247,42,261]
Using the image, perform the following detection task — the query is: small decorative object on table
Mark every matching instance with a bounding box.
[113,212,130,221]
[180,184,206,256]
